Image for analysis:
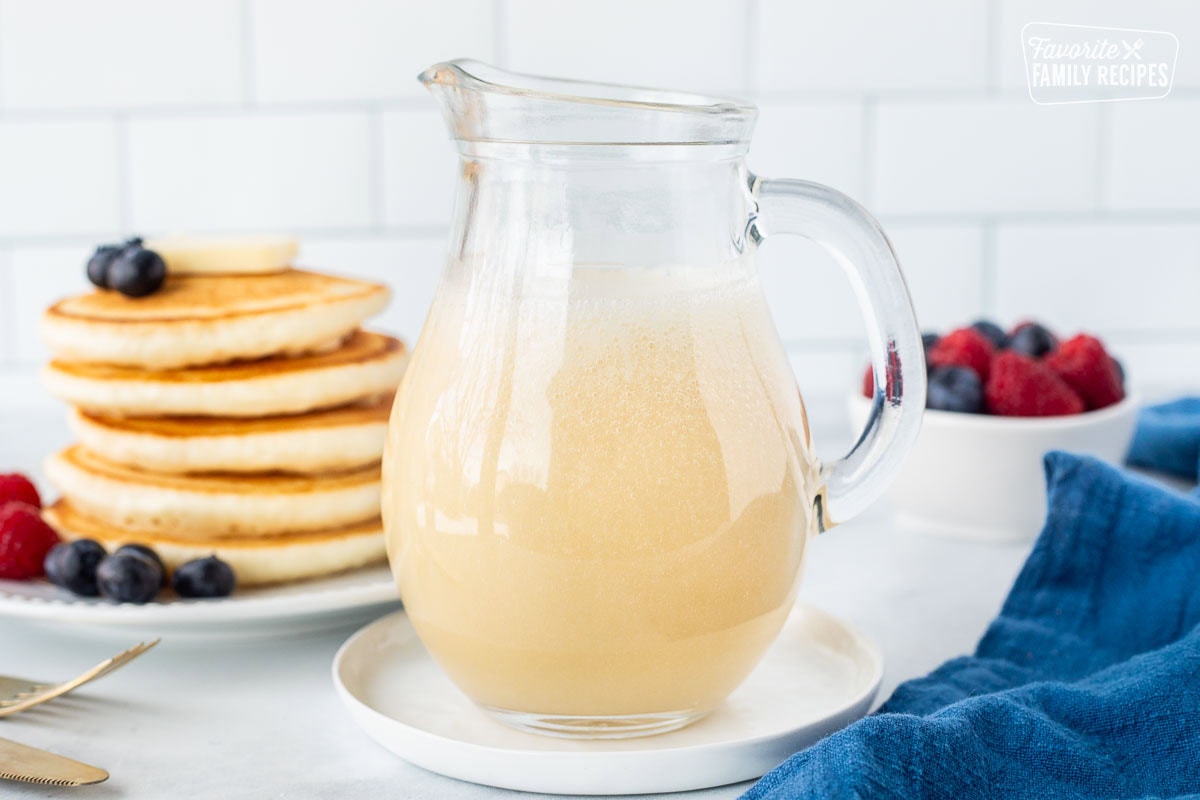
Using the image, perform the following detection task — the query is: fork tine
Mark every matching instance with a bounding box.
[74,640,158,684]
[90,640,153,670]
[0,685,61,708]
[0,638,160,718]
[0,677,47,702]
[89,640,158,682]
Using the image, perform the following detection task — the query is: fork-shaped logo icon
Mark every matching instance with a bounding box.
[1122,38,1145,60]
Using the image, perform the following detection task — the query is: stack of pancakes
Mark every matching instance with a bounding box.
[39,251,408,587]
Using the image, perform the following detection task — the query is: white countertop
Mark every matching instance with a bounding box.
[0,402,1031,800]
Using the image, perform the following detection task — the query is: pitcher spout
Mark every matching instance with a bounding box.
[418,59,756,147]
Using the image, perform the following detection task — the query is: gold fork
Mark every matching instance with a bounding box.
[0,640,159,718]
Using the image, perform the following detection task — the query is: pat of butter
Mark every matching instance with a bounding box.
[146,234,299,275]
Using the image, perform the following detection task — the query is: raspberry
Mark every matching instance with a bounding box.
[1044,334,1125,411]
[0,503,61,580]
[928,328,996,381]
[0,473,40,510]
[985,352,1085,417]
[861,364,873,398]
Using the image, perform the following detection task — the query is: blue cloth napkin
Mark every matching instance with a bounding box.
[1128,397,1200,485]
[743,451,1200,800]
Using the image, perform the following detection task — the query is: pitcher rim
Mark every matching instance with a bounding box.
[422,57,753,151]
[419,59,756,122]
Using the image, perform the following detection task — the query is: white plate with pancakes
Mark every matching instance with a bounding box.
[333,605,883,795]
[7,236,409,641]
[0,566,400,642]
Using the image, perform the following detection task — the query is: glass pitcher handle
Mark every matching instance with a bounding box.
[750,176,926,529]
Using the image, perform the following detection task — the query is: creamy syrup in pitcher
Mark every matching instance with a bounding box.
[383,263,821,717]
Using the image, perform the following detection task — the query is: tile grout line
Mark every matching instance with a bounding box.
[2,87,1198,124]
[6,207,1200,250]
[0,99,435,123]
[368,108,386,230]
[0,226,451,247]
[114,112,133,233]
[979,220,997,315]
[860,97,877,206]
[743,0,759,96]
[781,340,878,354]
[240,0,257,106]
[874,210,1200,225]
[0,246,13,365]
[4,205,1200,250]
[1095,102,1110,212]
[0,1,5,111]
[756,86,1200,102]
[492,0,508,68]
[776,327,1200,352]
[985,0,1001,94]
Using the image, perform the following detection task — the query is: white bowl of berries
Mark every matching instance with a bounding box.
[849,321,1139,541]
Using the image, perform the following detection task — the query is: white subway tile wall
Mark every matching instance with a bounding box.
[750,102,865,197]
[127,112,374,231]
[0,0,243,109]
[251,0,494,102]
[504,0,746,94]
[755,0,990,93]
[995,223,1200,332]
[9,244,94,364]
[1107,100,1200,210]
[872,101,1100,215]
[0,120,121,236]
[380,110,458,228]
[0,0,1198,399]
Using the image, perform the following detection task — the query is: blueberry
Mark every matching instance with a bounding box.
[172,556,236,599]
[115,544,168,587]
[107,246,166,298]
[96,552,163,604]
[1112,358,1125,387]
[45,539,107,597]
[86,245,121,289]
[43,543,69,586]
[971,320,1009,349]
[1009,323,1058,358]
[927,366,985,413]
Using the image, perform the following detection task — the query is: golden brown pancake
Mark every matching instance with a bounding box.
[44,331,407,418]
[45,445,381,538]
[70,395,393,474]
[41,269,389,369]
[45,501,387,587]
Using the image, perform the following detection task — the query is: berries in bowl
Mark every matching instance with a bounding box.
[850,320,1138,541]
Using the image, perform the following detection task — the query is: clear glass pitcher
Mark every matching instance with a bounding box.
[383,60,925,739]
